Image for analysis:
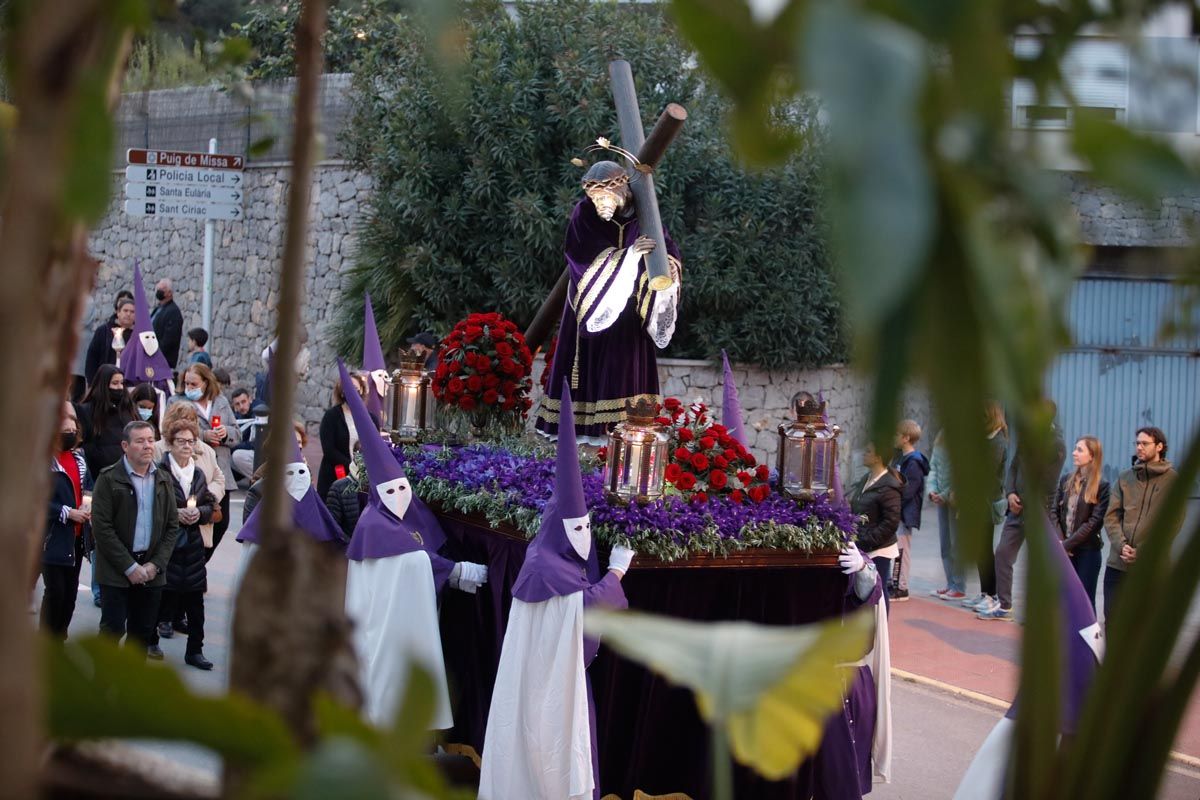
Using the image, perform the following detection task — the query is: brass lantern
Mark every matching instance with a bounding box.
[603,398,671,504]
[385,353,434,442]
[776,392,841,501]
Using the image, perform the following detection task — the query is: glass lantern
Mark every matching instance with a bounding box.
[384,354,434,442]
[603,398,671,504]
[776,392,841,501]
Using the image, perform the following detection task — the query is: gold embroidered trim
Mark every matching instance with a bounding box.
[576,247,621,325]
[442,743,481,768]
[538,393,659,413]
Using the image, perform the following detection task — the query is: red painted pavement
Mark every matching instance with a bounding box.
[889,595,1200,760]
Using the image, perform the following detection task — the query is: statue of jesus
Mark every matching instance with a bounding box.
[534,160,682,445]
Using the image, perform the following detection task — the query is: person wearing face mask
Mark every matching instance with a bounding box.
[533,158,683,446]
[154,419,215,669]
[84,294,135,387]
[121,264,176,396]
[171,363,239,553]
[480,383,631,800]
[41,402,92,640]
[235,422,348,587]
[337,360,488,728]
[76,365,138,478]
[150,277,183,369]
[129,383,162,434]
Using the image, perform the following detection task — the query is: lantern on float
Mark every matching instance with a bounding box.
[384,354,435,442]
[603,398,671,504]
[776,392,841,501]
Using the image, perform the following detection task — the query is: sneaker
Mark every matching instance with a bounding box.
[941,590,967,601]
[931,588,950,598]
[157,622,174,639]
[961,593,986,609]
[978,605,1013,621]
[146,645,165,660]
[892,589,910,602]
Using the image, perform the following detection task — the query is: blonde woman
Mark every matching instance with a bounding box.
[1052,436,1110,611]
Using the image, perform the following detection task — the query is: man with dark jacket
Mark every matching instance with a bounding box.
[1103,426,1179,625]
[151,278,183,369]
[889,420,930,602]
[90,420,180,655]
[980,408,1066,621]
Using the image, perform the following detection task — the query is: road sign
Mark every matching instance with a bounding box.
[125,164,243,188]
[124,182,242,205]
[127,148,244,171]
[123,199,243,221]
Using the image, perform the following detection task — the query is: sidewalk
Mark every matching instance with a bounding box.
[896,500,1200,761]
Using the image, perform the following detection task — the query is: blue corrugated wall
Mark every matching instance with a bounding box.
[1048,277,1199,493]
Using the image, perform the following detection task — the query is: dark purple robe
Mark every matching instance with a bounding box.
[534,199,681,444]
[236,488,347,550]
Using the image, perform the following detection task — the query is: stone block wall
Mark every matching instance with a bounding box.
[86,161,371,426]
[528,356,934,478]
[1061,171,1200,246]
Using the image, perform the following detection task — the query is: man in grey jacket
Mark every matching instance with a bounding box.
[1103,426,1179,625]
[90,421,180,656]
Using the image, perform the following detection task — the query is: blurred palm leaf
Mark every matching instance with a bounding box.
[585,608,874,780]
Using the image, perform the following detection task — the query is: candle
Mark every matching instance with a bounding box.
[186,495,197,509]
[81,492,92,513]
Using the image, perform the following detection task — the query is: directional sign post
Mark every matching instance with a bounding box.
[124,142,245,332]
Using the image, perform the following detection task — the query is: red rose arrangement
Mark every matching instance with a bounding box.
[660,397,771,504]
[432,312,534,426]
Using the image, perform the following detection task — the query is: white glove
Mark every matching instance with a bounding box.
[607,545,635,576]
[449,562,489,594]
[838,545,866,575]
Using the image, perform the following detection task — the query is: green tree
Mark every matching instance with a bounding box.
[334,0,843,369]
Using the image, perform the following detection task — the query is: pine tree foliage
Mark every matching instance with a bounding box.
[336,0,844,369]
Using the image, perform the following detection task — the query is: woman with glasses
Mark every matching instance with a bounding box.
[156,418,215,670]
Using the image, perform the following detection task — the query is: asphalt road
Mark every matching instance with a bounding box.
[42,494,1200,799]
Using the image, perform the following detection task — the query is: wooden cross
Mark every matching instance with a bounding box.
[524,60,687,351]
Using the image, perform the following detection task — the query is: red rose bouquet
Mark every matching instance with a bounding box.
[660,397,771,504]
[432,312,534,433]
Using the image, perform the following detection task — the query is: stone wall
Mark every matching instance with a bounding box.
[528,356,934,476]
[1061,171,1200,247]
[86,161,371,426]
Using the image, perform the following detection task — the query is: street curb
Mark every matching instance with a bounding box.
[891,668,1200,771]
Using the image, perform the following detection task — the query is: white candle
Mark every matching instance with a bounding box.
[81,492,92,513]
[186,495,197,509]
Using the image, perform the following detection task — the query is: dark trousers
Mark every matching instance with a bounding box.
[977,523,997,597]
[159,589,206,654]
[1103,566,1126,627]
[1069,548,1102,613]
[99,583,163,649]
[994,515,1025,610]
[40,545,84,640]
[205,493,231,562]
[872,556,893,613]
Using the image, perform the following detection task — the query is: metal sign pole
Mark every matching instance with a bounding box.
[201,137,217,336]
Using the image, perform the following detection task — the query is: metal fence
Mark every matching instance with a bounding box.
[112,73,356,165]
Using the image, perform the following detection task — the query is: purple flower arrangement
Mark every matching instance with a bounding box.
[391,442,857,561]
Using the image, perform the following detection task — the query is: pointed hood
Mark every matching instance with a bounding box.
[513,381,600,602]
[721,350,749,448]
[337,359,446,563]
[120,262,173,387]
[235,430,345,548]
[362,293,388,418]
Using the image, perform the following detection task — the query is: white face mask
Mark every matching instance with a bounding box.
[561,513,592,561]
[139,330,160,356]
[377,476,413,520]
[282,461,311,501]
[369,369,389,399]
